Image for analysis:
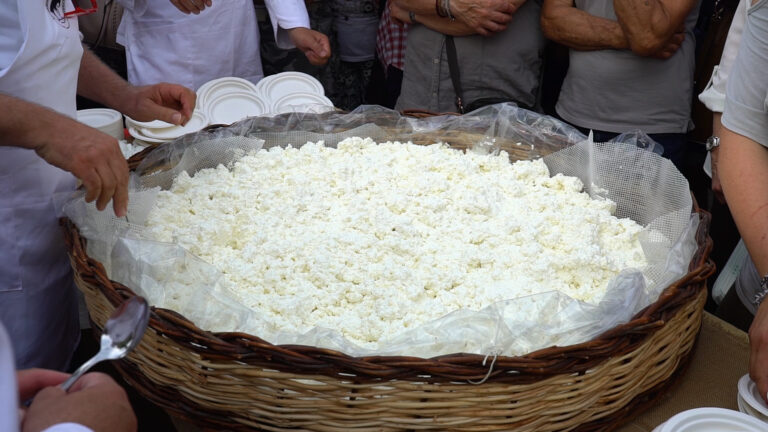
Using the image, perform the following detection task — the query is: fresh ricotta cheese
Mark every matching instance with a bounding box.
[145,137,647,347]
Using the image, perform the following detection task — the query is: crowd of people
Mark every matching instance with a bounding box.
[1,0,767,430]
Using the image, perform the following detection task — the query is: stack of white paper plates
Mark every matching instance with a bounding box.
[738,374,768,423]
[656,407,766,431]
[256,71,325,103]
[77,108,124,140]
[206,91,269,125]
[126,110,208,143]
[139,111,208,140]
[194,73,332,125]
[197,77,259,108]
[271,93,335,115]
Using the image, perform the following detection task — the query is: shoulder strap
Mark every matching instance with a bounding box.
[445,35,465,114]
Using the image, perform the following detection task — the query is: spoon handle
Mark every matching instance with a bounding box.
[60,349,111,391]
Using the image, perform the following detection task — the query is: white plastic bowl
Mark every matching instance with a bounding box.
[738,374,768,422]
[77,108,124,140]
[658,407,767,432]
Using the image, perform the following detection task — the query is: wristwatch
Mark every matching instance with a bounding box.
[705,135,720,151]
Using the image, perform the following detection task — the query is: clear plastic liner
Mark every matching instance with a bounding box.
[64,103,698,358]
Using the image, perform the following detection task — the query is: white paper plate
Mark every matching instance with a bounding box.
[139,110,208,140]
[125,117,174,130]
[255,72,325,103]
[271,93,334,114]
[738,374,768,419]
[659,407,767,431]
[197,76,259,108]
[206,91,268,125]
[128,126,172,144]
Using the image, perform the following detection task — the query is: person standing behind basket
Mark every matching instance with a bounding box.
[390,0,546,113]
[718,0,768,405]
[540,0,701,171]
[117,0,331,91]
[0,0,195,371]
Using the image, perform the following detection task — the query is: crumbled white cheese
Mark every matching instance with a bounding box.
[145,137,647,348]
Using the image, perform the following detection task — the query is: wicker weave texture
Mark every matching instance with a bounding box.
[64,211,712,431]
[69,123,714,431]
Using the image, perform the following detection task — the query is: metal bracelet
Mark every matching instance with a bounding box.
[435,0,447,17]
[409,10,416,24]
[753,274,768,306]
[442,0,455,21]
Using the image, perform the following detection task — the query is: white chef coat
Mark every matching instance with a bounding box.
[116,0,310,91]
[0,0,83,371]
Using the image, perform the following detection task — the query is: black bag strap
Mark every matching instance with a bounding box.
[445,35,465,114]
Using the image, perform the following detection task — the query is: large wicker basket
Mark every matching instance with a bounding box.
[63,126,714,431]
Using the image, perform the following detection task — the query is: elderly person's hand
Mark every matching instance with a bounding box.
[450,0,522,36]
[169,0,212,14]
[21,371,137,432]
[121,83,197,127]
[287,27,331,66]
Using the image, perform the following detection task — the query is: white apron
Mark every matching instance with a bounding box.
[0,0,83,371]
[116,0,309,91]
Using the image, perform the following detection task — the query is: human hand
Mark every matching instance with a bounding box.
[34,117,129,216]
[450,0,520,36]
[750,300,768,404]
[22,372,136,432]
[389,1,411,25]
[17,369,70,402]
[169,0,212,14]
[710,146,726,204]
[651,26,685,59]
[287,27,331,66]
[122,83,197,127]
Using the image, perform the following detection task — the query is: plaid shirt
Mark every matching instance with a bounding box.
[376,0,409,71]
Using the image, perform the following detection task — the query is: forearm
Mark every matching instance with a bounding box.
[712,112,723,136]
[613,0,691,55]
[394,0,439,16]
[411,11,475,36]
[541,1,628,50]
[0,93,74,151]
[719,127,768,275]
[77,47,133,113]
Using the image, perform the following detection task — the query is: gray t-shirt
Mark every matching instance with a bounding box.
[723,0,768,313]
[556,0,700,134]
[723,0,768,147]
[395,0,545,113]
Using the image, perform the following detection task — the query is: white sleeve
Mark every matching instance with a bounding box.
[264,0,311,49]
[42,424,94,432]
[0,324,20,432]
[698,0,747,113]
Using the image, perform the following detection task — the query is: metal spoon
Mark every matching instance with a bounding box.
[61,296,150,391]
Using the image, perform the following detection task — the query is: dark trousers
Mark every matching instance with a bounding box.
[716,287,754,333]
[572,126,687,172]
